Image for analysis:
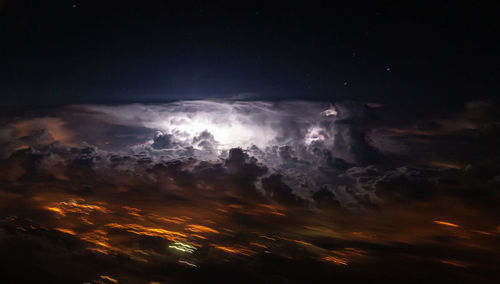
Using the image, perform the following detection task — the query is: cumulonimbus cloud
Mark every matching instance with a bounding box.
[2,100,499,210]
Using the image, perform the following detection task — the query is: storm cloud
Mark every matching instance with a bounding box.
[1,100,500,283]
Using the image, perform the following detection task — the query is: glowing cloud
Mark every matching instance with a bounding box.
[84,100,338,154]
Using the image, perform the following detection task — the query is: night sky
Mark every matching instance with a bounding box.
[1,1,498,107]
[1,1,500,284]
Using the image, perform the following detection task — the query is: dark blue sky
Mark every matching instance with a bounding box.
[1,1,498,107]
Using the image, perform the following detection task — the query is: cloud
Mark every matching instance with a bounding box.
[1,100,500,210]
[151,131,181,150]
[1,100,500,283]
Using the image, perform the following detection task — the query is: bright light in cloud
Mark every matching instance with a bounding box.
[85,100,339,154]
[304,126,327,145]
[155,106,276,150]
[321,105,338,117]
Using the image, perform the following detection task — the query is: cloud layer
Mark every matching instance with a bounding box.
[1,100,500,283]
